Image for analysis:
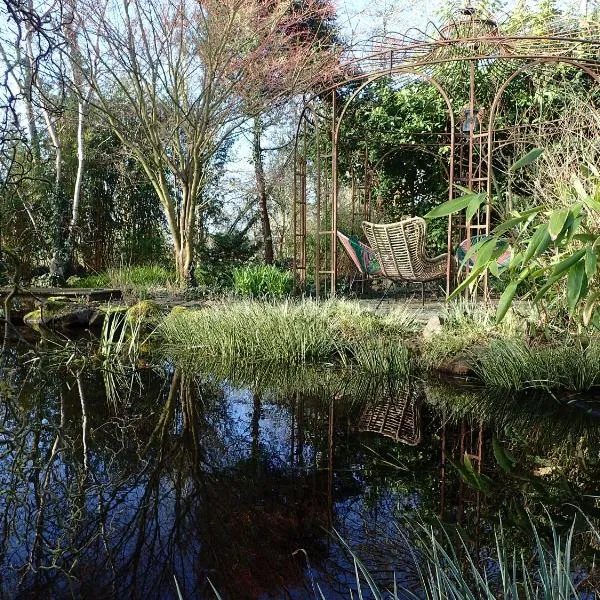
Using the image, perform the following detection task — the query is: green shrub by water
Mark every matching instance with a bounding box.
[232,265,293,299]
[420,300,525,370]
[157,299,415,371]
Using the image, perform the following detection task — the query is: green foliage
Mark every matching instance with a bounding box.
[69,273,111,288]
[107,265,175,290]
[157,299,415,370]
[197,231,259,285]
[340,514,591,600]
[419,300,522,370]
[232,264,293,299]
[474,337,600,392]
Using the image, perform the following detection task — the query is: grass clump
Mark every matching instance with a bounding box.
[69,272,111,288]
[68,265,176,297]
[340,515,594,600]
[475,337,600,392]
[419,299,523,370]
[157,299,414,372]
[232,264,293,299]
[107,265,175,290]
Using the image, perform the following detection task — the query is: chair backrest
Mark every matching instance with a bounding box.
[336,231,381,275]
[362,217,428,280]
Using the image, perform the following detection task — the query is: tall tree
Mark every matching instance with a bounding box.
[78,0,340,285]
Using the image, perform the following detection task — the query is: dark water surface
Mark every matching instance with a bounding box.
[1,333,600,599]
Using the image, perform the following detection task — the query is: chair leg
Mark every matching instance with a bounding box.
[376,280,393,310]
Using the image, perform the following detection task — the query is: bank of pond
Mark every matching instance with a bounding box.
[1,323,600,598]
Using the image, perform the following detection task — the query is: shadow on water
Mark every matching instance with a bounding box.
[1,334,600,597]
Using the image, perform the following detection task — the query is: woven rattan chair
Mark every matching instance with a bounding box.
[362,217,452,305]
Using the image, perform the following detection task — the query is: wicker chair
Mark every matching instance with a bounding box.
[362,217,452,305]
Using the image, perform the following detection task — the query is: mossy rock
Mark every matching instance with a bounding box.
[126,300,165,332]
[24,302,96,328]
[89,304,128,327]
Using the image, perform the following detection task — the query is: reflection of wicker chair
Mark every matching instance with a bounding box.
[359,390,421,446]
[362,217,453,305]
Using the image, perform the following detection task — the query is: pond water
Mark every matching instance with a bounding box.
[1,332,600,598]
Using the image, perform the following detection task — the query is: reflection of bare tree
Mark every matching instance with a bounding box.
[0,365,342,598]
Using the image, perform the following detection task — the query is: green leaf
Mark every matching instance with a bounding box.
[466,193,487,223]
[448,266,484,300]
[425,192,485,219]
[493,208,542,236]
[567,261,586,312]
[489,260,500,277]
[551,248,586,278]
[574,233,599,243]
[510,148,544,171]
[458,237,490,270]
[548,209,569,241]
[473,238,497,271]
[582,194,600,213]
[496,281,518,323]
[586,247,597,279]
[492,437,517,473]
[522,224,549,264]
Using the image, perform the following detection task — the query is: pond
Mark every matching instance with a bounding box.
[1,331,600,599]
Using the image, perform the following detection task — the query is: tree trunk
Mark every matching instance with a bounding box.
[253,117,274,265]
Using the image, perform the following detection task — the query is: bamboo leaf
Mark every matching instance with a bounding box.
[586,247,597,279]
[551,248,586,278]
[567,261,586,312]
[493,209,541,236]
[466,193,487,223]
[572,175,590,201]
[473,238,497,271]
[496,281,518,323]
[448,266,484,300]
[510,148,543,171]
[548,209,569,241]
[522,224,548,264]
[459,237,490,270]
[425,193,484,219]
[582,194,600,213]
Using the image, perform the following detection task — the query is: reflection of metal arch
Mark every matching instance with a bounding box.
[293,7,600,299]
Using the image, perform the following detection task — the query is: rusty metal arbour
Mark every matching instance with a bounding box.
[293,6,600,298]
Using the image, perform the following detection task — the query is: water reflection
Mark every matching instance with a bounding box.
[359,387,422,446]
[0,344,599,598]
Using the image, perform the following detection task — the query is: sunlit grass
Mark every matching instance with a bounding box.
[71,265,176,295]
[474,338,600,392]
[157,299,416,372]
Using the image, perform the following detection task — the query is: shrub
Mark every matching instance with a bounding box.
[232,265,293,299]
